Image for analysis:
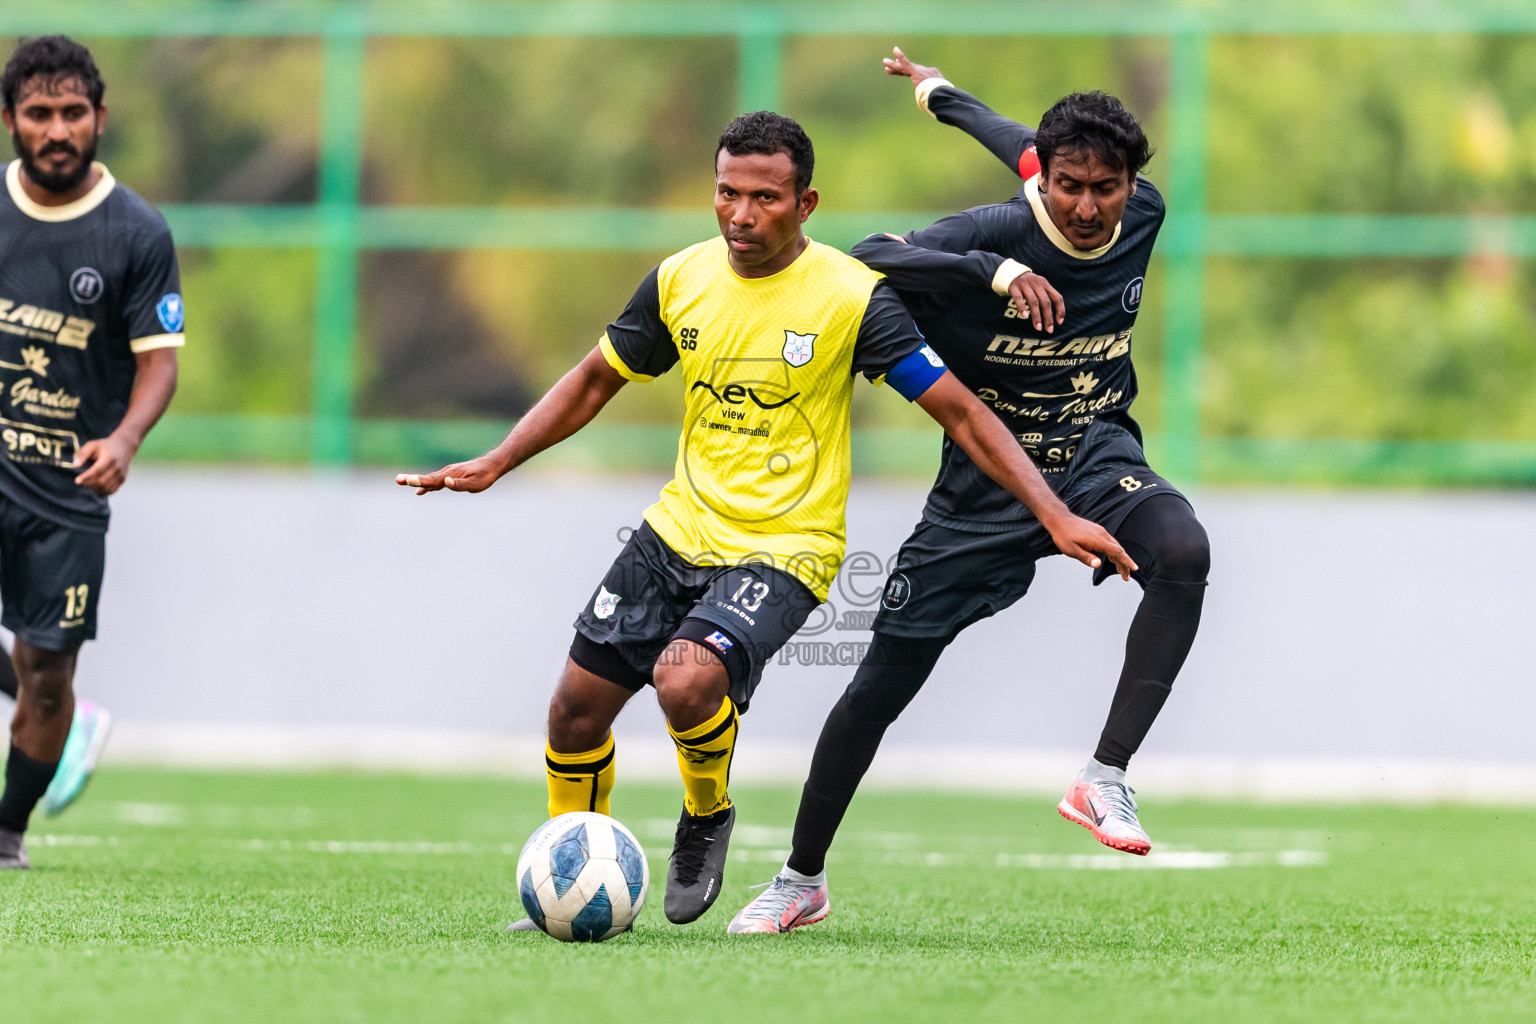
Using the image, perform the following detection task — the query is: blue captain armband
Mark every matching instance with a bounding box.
[885,344,947,401]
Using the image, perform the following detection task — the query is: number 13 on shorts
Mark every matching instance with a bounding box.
[731,575,770,611]
[62,583,90,625]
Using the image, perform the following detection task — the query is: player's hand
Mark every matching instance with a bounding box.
[73,434,137,496]
[1043,513,1137,580]
[883,47,943,86]
[395,455,504,495]
[1007,271,1066,334]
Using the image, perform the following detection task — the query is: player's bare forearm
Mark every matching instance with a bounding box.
[916,375,1065,524]
[116,348,178,450]
[74,348,177,495]
[916,373,1135,578]
[396,346,627,495]
[492,347,628,471]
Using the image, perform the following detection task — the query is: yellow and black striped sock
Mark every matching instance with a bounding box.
[667,697,738,817]
[545,734,616,817]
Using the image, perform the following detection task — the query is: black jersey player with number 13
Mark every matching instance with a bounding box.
[0,37,182,869]
[730,49,1212,934]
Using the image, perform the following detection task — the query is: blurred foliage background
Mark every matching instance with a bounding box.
[49,3,1536,481]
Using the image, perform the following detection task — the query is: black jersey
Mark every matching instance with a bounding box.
[851,85,1163,532]
[0,162,183,532]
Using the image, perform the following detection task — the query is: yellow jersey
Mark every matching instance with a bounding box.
[598,236,940,601]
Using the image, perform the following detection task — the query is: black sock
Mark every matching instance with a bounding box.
[787,633,951,877]
[0,744,60,833]
[786,696,888,877]
[1092,495,1210,770]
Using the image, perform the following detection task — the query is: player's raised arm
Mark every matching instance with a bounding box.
[397,266,676,495]
[884,46,1040,181]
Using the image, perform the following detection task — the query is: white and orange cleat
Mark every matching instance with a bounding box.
[727,873,830,934]
[1058,771,1152,856]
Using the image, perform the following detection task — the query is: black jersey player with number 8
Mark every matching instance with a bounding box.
[729,49,1211,934]
[0,37,181,868]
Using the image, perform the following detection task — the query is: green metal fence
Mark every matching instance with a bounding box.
[7,1,1536,485]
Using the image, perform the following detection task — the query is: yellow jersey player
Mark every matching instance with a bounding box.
[398,111,1133,926]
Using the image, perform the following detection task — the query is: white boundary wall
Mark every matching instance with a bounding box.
[53,468,1536,802]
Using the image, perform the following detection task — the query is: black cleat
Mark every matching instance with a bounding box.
[664,805,734,924]
[0,828,29,870]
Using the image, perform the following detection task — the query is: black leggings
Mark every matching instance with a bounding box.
[787,494,1209,876]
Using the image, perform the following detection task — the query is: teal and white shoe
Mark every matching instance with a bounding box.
[42,700,112,818]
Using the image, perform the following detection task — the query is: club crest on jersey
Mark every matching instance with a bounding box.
[592,585,621,620]
[1121,277,1143,313]
[782,330,817,368]
[156,293,184,333]
[69,267,103,305]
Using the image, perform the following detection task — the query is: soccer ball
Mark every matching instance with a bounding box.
[516,811,649,941]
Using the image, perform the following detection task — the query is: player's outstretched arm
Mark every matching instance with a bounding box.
[852,224,1005,295]
[74,348,178,496]
[852,230,1065,333]
[884,46,1039,180]
[915,372,1135,578]
[396,346,627,495]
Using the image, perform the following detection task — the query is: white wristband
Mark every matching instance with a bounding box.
[914,77,955,117]
[991,258,1032,296]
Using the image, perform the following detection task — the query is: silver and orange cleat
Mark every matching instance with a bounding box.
[727,873,830,934]
[1058,776,1152,856]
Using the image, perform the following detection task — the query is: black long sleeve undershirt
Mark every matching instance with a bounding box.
[925,84,1038,181]
[848,83,1045,298]
[850,212,1009,308]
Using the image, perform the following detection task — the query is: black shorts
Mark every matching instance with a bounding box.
[571,521,821,710]
[874,430,1188,639]
[0,492,105,651]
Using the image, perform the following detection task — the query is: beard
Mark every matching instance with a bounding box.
[12,130,99,194]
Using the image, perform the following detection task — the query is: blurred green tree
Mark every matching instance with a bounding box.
[78,25,1536,473]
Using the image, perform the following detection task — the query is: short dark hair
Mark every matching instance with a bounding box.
[716,111,815,194]
[1034,91,1152,179]
[2,35,105,113]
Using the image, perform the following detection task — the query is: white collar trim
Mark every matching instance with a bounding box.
[1024,173,1121,259]
[6,160,115,222]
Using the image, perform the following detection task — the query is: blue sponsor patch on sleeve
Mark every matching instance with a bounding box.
[155,293,184,333]
[704,630,734,653]
[886,344,946,401]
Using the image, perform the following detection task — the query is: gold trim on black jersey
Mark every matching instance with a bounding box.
[128,332,186,354]
[6,161,116,222]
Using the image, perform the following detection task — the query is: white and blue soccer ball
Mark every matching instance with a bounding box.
[516,811,649,942]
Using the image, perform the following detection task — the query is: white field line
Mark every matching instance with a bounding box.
[724,848,1328,870]
[101,723,1536,805]
[223,839,1325,869]
[35,829,1327,871]
[30,834,119,847]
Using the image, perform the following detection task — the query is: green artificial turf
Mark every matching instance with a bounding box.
[3,768,1535,1023]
